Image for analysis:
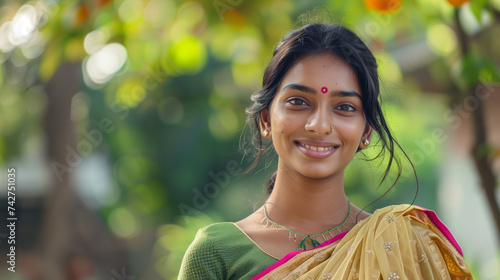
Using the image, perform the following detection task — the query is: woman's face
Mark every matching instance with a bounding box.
[262,53,372,179]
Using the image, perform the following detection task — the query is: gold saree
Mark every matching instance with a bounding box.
[252,205,473,280]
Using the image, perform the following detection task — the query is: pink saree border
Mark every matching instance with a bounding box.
[250,231,349,280]
[417,206,464,256]
[250,205,464,280]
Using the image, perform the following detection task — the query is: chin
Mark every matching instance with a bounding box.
[298,168,341,180]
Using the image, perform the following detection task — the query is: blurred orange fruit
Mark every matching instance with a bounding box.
[98,0,113,8]
[364,0,402,14]
[75,3,90,26]
[224,10,247,27]
[446,0,469,7]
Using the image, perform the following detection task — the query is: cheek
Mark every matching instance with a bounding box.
[270,107,298,134]
[272,114,292,135]
[336,118,365,141]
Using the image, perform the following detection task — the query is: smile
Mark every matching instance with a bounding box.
[300,143,335,151]
[295,141,339,158]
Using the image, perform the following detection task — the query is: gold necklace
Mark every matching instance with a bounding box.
[261,201,351,250]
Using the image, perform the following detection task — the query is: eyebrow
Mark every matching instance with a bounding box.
[281,83,362,100]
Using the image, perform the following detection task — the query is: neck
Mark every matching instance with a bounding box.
[265,162,350,234]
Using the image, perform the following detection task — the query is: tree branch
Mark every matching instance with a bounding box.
[454,8,500,248]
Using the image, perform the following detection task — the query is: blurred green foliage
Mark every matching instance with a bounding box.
[1,0,499,279]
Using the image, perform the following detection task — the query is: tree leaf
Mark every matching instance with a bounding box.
[469,0,487,25]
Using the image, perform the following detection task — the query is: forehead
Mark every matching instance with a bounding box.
[280,53,361,94]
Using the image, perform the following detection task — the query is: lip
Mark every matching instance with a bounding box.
[295,140,339,159]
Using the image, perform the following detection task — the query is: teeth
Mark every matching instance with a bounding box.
[302,143,334,151]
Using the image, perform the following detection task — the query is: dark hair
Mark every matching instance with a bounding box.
[244,23,417,206]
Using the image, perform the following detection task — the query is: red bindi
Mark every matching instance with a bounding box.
[321,87,328,94]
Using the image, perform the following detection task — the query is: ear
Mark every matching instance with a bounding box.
[359,123,373,149]
[260,109,272,139]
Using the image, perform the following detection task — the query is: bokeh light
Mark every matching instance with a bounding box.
[143,0,177,25]
[108,207,138,238]
[84,43,127,85]
[208,108,239,140]
[114,76,147,108]
[376,53,403,83]
[426,23,457,57]
[8,5,38,46]
[161,35,207,76]
[84,30,109,54]
[0,4,42,54]
[20,30,44,59]
[0,22,15,53]
[113,156,149,186]
[118,0,144,23]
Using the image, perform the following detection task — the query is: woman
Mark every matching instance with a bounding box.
[178,23,473,279]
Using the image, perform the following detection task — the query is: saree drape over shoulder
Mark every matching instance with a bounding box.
[252,205,473,280]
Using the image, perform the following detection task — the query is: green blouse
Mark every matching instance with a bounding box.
[178,222,278,280]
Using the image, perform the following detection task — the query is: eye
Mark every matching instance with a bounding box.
[336,104,356,112]
[287,98,308,106]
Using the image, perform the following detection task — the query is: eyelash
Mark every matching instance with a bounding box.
[286,98,356,112]
[287,98,308,106]
[336,104,356,112]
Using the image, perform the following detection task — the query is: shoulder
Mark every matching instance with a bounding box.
[372,204,464,256]
[190,222,240,251]
[356,205,473,277]
[197,222,239,235]
[178,222,238,280]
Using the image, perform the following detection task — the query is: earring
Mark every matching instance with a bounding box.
[330,127,333,133]
[363,139,369,146]
[263,130,269,137]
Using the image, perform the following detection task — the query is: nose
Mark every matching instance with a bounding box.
[305,106,333,135]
